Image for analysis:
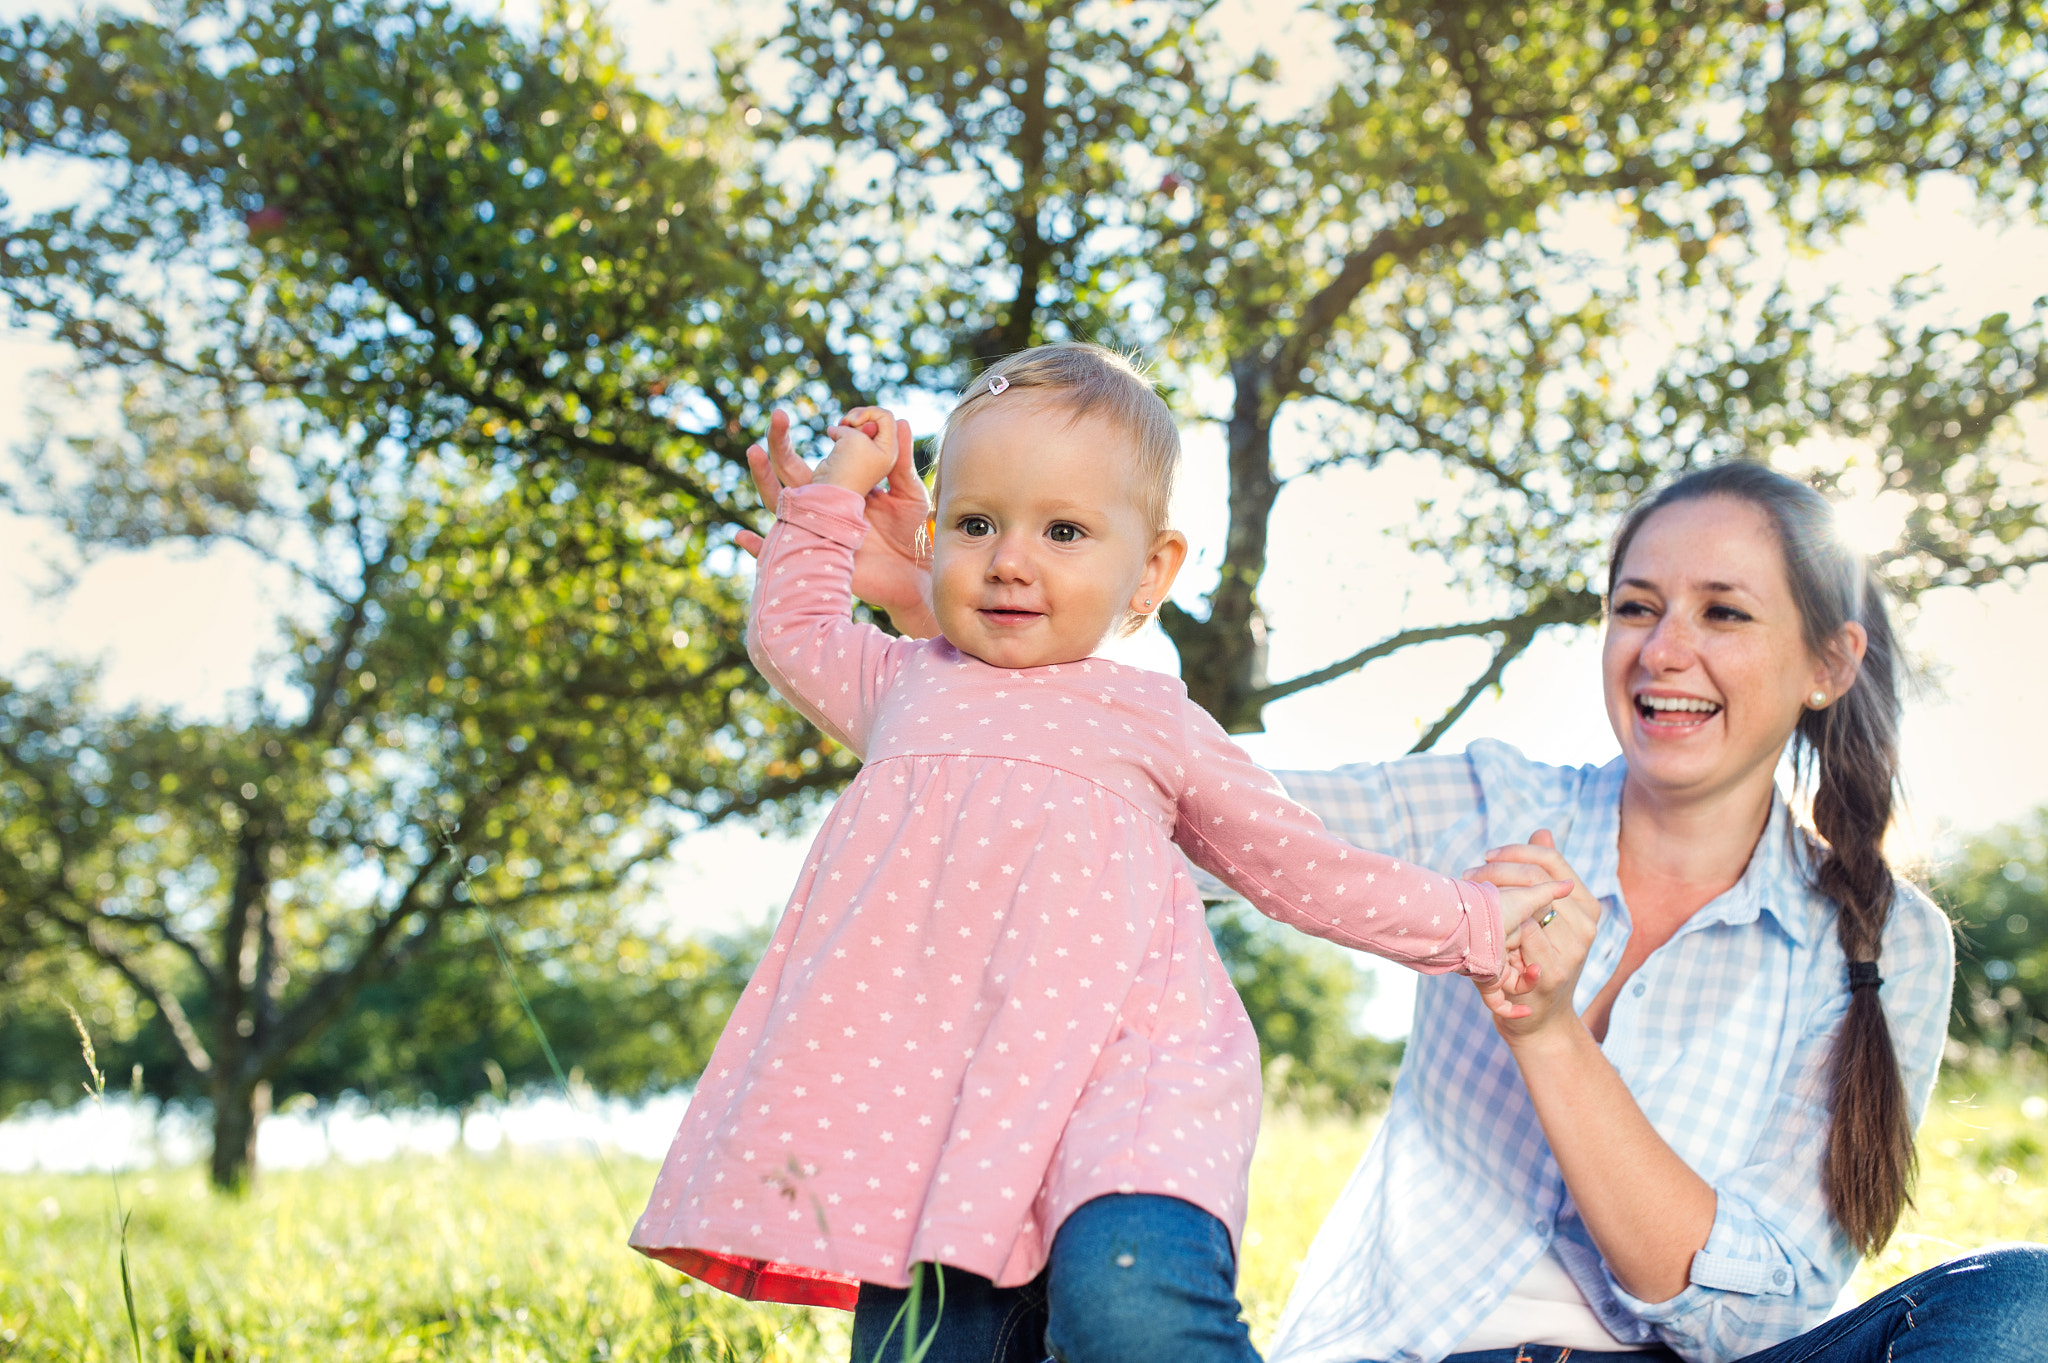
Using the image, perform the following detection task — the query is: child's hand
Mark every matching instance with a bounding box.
[816,405,903,495]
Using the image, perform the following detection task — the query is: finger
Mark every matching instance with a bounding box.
[733,528,764,559]
[766,409,810,488]
[1463,861,1554,888]
[746,443,785,510]
[1482,842,1578,886]
[1519,903,1576,973]
[886,417,924,502]
[840,407,898,451]
[1532,828,1558,849]
[1478,980,1534,1021]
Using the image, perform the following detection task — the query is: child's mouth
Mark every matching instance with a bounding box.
[980,609,1043,627]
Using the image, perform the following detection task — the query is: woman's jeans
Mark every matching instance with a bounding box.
[1441,1244,2048,1363]
[849,1192,1259,1363]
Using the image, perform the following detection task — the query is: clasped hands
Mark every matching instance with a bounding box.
[734,406,940,638]
[1469,829,1602,1037]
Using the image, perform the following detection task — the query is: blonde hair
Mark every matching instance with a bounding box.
[935,342,1180,535]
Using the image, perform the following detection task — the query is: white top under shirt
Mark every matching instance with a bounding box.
[1453,1253,1629,1352]
[1260,742,1953,1363]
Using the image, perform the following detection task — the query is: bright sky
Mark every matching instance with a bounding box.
[2,0,2045,1038]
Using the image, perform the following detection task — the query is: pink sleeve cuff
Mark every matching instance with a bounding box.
[775,483,868,551]
[1456,877,1504,978]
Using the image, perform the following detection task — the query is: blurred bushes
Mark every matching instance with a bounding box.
[1939,807,2048,1063]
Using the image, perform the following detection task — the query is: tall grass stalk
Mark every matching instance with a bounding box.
[864,1263,947,1363]
[445,832,731,1360]
[64,1004,144,1363]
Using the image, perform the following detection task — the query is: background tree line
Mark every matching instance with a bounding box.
[0,0,2043,1186]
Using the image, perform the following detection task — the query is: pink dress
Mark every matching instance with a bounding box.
[629,484,1505,1309]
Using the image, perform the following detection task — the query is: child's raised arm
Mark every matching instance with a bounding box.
[743,409,925,758]
[1171,697,1565,980]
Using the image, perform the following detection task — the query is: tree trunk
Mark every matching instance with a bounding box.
[1161,360,1284,733]
[209,1074,271,1192]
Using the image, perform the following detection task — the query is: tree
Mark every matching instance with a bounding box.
[7,0,2048,1183]
[0,0,850,1187]
[762,0,2048,733]
[1938,808,2048,1061]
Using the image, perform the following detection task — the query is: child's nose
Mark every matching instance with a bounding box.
[985,532,1036,582]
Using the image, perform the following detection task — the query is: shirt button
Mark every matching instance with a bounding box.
[1632,981,1647,998]
[1773,1269,1788,1286]
[1534,1219,1551,1238]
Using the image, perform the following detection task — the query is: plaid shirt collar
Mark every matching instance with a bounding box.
[1559,757,1815,951]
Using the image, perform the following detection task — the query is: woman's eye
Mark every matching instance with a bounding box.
[1705,604,1753,623]
[958,516,992,537]
[1047,522,1083,544]
[1612,600,1654,619]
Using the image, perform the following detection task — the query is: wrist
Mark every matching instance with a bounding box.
[1500,1010,1596,1065]
[812,467,870,494]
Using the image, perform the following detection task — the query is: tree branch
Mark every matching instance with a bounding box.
[1253,589,1600,709]
[1407,619,1544,755]
[41,905,215,1074]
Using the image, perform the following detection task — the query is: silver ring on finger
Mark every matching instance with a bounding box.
[1536,907,1559,929]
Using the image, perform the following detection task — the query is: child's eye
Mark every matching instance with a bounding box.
[1047,522,1084,544]
[957,515,993,538]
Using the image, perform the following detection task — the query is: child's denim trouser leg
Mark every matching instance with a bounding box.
[851,1264,1049,1363]
[1044,1193,1262,1363]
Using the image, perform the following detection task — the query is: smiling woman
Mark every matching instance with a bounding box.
[1265,463,2048,1363]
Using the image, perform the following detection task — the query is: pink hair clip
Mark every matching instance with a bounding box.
[986,375,1010,396]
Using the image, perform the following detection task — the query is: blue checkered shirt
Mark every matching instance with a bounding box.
[1262,741,1953,1363]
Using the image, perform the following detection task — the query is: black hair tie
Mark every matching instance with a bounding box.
[1847,960,1883,992]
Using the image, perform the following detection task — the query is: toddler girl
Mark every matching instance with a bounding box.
[631,344,1564,1362]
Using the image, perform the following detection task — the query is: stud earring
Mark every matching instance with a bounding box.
[1809,690,1828,707]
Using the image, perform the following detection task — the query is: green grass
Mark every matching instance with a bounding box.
[6,1073,2045,1361]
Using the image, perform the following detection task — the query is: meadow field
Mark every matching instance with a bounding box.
[5,1073,2045,1362]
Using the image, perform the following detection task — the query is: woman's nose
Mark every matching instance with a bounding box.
[1640,614,1695,672]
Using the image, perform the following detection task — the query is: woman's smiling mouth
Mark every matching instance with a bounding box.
[1635,692,1723,726]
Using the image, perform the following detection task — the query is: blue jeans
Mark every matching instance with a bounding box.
[1441,1244,2048,1363]
[849,1193,1260,1363]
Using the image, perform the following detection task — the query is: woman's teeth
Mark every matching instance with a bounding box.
[1638,696,1720,717]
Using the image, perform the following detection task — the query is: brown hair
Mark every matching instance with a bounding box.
[936,342,1181,536]
[1610,461,1914,1255]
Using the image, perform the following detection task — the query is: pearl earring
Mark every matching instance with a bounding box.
[1810,690,1828,707]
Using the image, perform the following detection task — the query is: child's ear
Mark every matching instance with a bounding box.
[1132,529,1188,615]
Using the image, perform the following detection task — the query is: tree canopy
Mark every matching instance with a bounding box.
[0,0,854,1185]
[3,0,2046,1183]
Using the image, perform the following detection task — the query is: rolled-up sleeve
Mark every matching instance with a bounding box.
[1610,884,1955,1361]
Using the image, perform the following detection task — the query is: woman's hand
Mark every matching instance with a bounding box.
[1469,830,1716,1303]
[1469,830,1603,1041]
[732,408,940,637]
